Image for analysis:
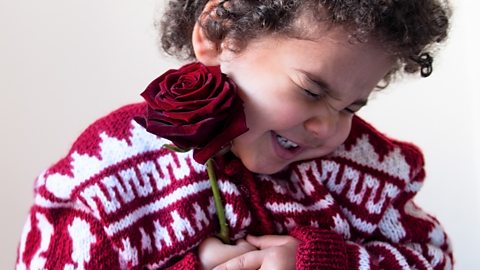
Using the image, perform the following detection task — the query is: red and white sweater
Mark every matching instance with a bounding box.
[16,103,453,270]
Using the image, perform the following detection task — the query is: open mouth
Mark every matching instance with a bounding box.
[271,132,303,160]
[275,133,299,150]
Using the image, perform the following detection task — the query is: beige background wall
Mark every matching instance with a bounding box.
[1,0,478,269]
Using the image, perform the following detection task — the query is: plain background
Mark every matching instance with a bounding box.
[1,0,478,268]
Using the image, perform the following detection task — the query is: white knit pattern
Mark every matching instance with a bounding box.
[333,134,411,181]
[39,121,166,200]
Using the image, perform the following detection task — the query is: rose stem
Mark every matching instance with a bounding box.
[206,158,230,244]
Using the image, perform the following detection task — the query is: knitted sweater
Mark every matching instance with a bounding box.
[16,103,453,270]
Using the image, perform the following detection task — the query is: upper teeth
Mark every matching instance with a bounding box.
[276,134,299,149]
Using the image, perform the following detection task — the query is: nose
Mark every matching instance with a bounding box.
[303,113,338,140]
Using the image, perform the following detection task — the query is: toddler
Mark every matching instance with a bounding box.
[16,0,452,269]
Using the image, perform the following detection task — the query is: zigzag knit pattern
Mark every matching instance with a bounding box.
[16,103,453,270]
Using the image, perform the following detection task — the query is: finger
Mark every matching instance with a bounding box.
[213,250,264,270]
[234,239,258,252]
[222,239,257,257]
[207,239,257,261]
[199,237,224,254]
[199,237,228,269]
[199,238,258,270]
[246,235,291,249]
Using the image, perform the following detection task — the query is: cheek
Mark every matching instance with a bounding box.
[235,72,299,121]
[242,93,306,131]
[316,116,353,151]
[335,117,354,145]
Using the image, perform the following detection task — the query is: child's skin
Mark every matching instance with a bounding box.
[12,0,451,269]
[192,1,395,269]
[199,235,299,270]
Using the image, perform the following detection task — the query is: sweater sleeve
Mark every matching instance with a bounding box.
[15,104,214,269]
[15,198,205,270]
[16,203,121,270]
[289,166,453,270]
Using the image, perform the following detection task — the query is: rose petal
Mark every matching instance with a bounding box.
[193,104,248,164]
[138,62,248,163]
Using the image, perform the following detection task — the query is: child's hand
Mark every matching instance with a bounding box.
[212,235,300,270]
[199,237,258,270]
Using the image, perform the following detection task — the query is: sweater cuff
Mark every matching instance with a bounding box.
[165,251,200,270]
[290,226,348,270]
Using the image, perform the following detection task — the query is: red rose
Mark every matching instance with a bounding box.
[136,62,248,164]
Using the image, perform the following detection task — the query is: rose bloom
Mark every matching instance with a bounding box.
[137,62,248,164]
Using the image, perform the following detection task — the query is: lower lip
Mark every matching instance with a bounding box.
[271,132,302,160]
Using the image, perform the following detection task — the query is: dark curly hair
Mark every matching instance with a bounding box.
[158,0,450,81]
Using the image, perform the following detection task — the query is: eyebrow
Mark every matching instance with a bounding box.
[301,70,369,107]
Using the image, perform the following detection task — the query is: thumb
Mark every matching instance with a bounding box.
[245,235,291,249]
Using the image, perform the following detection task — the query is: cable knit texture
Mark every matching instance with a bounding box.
[16,102,453,269]
[291,227,348,269]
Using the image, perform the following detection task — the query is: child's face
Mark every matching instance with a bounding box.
[213,28,394,174]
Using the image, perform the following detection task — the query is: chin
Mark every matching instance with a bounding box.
[230,142,288,174]
[237,156,287,175]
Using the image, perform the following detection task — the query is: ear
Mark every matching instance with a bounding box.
[192,21,221,66]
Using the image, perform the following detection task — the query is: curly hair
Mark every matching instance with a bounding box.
[158,0,450,81]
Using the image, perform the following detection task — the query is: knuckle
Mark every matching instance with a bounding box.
[236,255,247,269]
[225,255,248,270]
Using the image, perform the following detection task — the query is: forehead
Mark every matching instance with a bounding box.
[246,24,390,68]
[291,33,391,84]
[227,25,394,96]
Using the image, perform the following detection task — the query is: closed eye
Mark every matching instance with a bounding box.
[343,107,356,114]
[303,89,325,100]
[343,103,366,114]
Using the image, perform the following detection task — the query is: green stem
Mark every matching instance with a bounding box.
[206,159,230,244]
[163,144,190,153]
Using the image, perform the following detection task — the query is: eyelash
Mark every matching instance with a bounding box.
[343,107,356,114]
[303,87,359,114]
[305,89,359,114]
[303,89,324,100]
